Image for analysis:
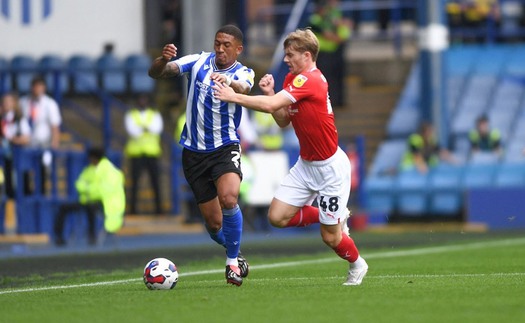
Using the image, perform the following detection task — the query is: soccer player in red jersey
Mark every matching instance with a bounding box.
[213,28,368,285]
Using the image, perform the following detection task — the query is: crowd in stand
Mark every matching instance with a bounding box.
[447,0,525,42]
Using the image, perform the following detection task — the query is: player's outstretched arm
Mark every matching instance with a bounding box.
[149,44,181,79]
[212,82,291,115]
[210,73,250,94]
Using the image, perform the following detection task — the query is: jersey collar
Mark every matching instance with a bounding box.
[211,56,239,72]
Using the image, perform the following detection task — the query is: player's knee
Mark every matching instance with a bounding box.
[268,211,287,228]
[202,213,222,232]
[320,230,342,248]
[218,194,238,210]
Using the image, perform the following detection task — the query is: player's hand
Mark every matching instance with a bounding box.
[259,74,275,95]
[212,82,236,102]
[161,44,177,61]
[210,73,231,86]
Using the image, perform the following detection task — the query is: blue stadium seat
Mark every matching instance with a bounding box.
[461,163,497,189]
[487,111,514,142]
[368,139,406,176]
[504,47,525,77]
[68,55,97,93]
[39,54,69,93]
[428,164,464,215]
[453,135,471,158]
[0,57,12,93]
[503,140,525,163]
[473,46,510,75]
[10,55,37,93]
[364,175,395,214]
[97,55,126,94]
[446,47,477,76]
[451,110,481,137]
[494,162,525,187]
[395,169,429,215]
[469,151,500,166]
[489,97,520,115]
[125,54,155,93]
[386,108,420,138]
[496,79,524,97]
[511,119,525,141]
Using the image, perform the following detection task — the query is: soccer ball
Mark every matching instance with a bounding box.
[143,258,179,290]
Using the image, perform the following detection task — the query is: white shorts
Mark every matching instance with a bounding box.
[275,147,351,225]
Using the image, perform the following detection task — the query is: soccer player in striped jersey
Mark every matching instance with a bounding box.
[213,29,368,286]
[149,25,255,286]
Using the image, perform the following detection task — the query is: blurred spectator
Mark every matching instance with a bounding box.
[469,114,502,156]
[401,122,454,174]
[125,93,164,215]
[19,76,61,149]
[463,0,500,42]
[309,0,352,107]
[447,1,464,29]
[252,111,283,150]
[160,0,183,46]
[500,0,524,41]
[54,148,125,246]
[0,92,31,198]
[19,76,62,194]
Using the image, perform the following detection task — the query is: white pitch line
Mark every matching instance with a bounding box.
[189,272,525,284]
[1,237,524,295]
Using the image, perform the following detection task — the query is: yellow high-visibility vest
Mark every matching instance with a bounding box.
[96,158,125,233]
[254,111,283,150]
[125,108,162,157]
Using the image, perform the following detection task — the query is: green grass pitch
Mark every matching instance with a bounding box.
[1,233,524,323]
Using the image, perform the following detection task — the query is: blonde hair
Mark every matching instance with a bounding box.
[283,28,319,62]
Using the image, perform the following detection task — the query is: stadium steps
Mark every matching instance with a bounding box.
[336,76,402,167]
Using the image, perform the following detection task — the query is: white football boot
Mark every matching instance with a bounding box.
[343,256,368,286]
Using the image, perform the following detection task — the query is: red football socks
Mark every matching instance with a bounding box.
[333,234,359,263]
[285,206,320,227]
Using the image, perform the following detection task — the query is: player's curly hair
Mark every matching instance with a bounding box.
[283,28,320,62]
[216,24,244,43]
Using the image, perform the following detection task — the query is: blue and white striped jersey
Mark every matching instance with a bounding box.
[174,52,255,152]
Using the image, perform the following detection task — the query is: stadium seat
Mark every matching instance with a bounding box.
[395,169,429,215]
[10,55,37,93]
[39,54,69,93]
[68,55,98,93]
[386,108,420,138]
[97,55,126,94]
[473,47,510,75]
[504,47,525,77]
[364,175,396,214]
[428,164,464,215]
[469,151,500,165]
[461,163,497,189]
[486,111,514,142]
[125,54,155,93]
[368,139,406,176]
[489,97,520,115]
[0,57,12,93]
[446,47,477,76]
[451,110,481,137]
[511,119,525,141]
[494,162,525,187]
[503,141,525,163]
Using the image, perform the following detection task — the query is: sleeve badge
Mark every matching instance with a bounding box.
[292,74,308,88]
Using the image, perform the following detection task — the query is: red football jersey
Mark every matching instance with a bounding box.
[281,68,338,161]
